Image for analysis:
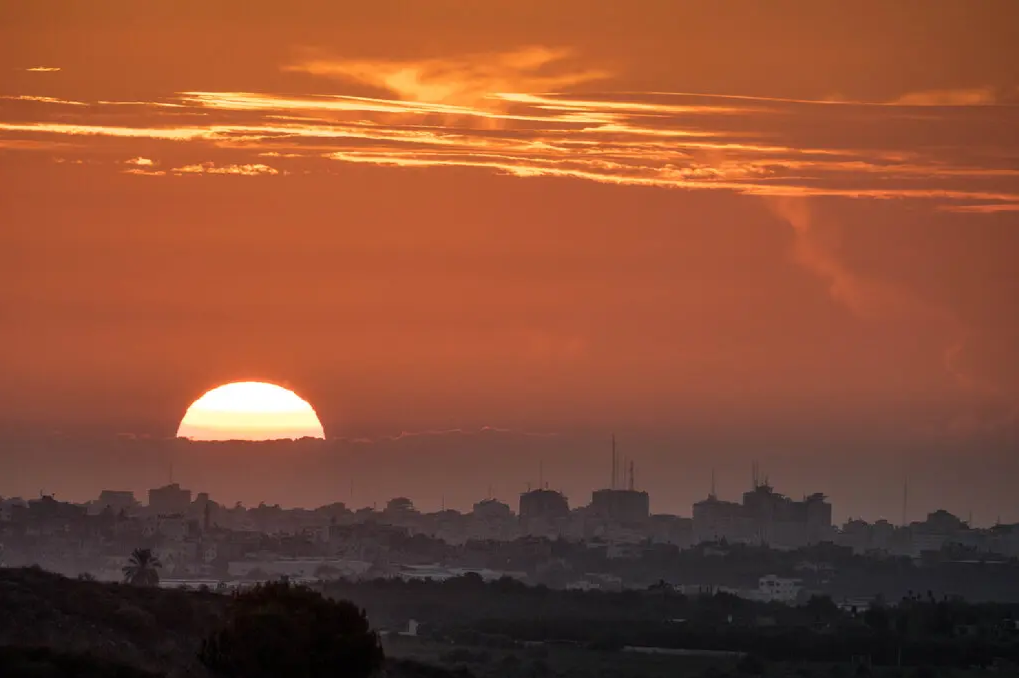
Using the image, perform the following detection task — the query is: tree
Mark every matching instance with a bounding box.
[122,548,162,587]
[199,579,384,678]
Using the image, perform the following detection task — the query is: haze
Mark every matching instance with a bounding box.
[1,1,1017,524]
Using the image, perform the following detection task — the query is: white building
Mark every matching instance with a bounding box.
[755,575,802,603]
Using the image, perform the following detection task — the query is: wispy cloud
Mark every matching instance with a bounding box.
[125,156,155,166]
[342,426,558,444]
[172,162,279,176]
[889,86,1016,107]
[24,66,60,73]
[286,46,611,108]
[1,95,86,106]
[2,72,1018,211]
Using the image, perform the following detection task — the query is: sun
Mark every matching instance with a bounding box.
[177,381,325,441]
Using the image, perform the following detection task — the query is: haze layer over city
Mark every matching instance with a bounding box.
[2,1,1018,526]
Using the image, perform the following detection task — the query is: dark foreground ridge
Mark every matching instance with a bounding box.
[4,566,1019,677]
[0,566,463,678]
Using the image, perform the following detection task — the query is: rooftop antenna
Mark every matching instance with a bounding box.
[611,434,617,490]
[904,477,910,526]
[628,460,635,491]
[539,460,544,491]
[710,468,716,498]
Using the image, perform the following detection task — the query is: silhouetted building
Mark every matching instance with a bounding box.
[693,494,749,543]
[590,489,650,523]
[693,474,832,548]
[519,489,569,524]
[148,483,192,515]
[96,490,137,515]
[473,498,512,519]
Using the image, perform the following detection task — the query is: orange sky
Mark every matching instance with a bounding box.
[1,1,1017,521]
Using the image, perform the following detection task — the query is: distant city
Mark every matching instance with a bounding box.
[3,442,1018,606]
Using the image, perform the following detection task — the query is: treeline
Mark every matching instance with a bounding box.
[320,575,1019,667]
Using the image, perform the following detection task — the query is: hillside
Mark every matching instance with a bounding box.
[0,567,224,676]
[0,567,466,678]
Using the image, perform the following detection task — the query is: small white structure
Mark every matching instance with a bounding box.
[756,575,802,603]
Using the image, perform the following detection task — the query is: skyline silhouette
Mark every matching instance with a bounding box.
[2,2,1017,530]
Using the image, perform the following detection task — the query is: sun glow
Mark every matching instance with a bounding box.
[177,381,325,441]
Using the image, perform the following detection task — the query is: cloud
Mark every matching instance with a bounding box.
[766,197,955,324]
[286,46,611,107]
[123,168,166,176]
[343,426,558,444]
[0,121,212,140]
[889,86,1014,106]
[24,66,60,73]
[125,157,155,166]
[768,197,1017,434]
[2,85,1018,210]
[0,95,86,106]
[939,203,1019,214]
[171,162,279,176]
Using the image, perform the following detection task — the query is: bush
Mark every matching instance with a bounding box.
[199,579,383,678]
[0,646,160,678]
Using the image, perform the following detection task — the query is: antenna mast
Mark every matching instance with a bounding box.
[902,477,909,527]
[611,434,617,490]
[628,460,635,491]
[710,468,716,498]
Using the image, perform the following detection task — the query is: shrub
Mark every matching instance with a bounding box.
[199,579,383,678]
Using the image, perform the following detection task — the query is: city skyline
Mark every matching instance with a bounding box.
[0,432,1011,528]
[2,3,1018,527]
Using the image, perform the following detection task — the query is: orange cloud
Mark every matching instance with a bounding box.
[171,162,279,176]
[123,168,166,176]
[24,66,60,73]
[3,88,1018,212]
[286,46,611,107]
[1,95,86,106]
[889,86,1012,106]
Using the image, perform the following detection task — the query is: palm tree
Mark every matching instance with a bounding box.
[123,547,162,587]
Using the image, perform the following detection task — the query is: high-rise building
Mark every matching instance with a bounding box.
[590,489,650,524]
[95,490,138,515]
[519,489,569,524]
[148,483,192,515]
[692,469,832,548]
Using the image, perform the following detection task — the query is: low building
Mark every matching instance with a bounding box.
[755,575,802,603]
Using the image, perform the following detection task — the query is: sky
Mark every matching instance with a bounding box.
[1,1,1017,523]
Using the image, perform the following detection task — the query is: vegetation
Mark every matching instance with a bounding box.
[0,646,161,678]
[320,576,1019,668]
[199,579,384,678]
[2,565,1019,677]
[122,548,162,587]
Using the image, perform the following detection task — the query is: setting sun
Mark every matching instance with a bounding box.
[176,382,325,441]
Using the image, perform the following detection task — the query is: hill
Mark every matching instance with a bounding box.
[0,567,468,678]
